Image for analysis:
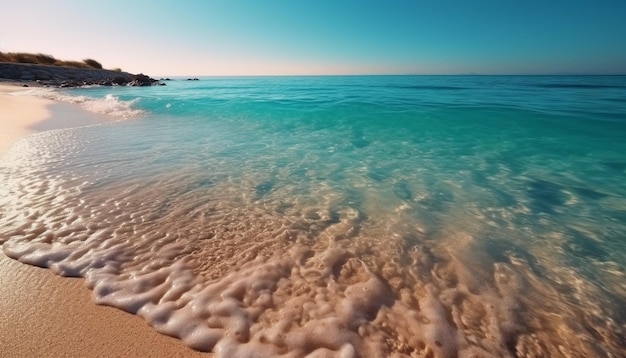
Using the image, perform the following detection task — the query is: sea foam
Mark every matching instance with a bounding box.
[13,88,144,119]
[2,75,625,357]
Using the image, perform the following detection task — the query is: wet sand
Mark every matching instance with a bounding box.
[0,84,209,357]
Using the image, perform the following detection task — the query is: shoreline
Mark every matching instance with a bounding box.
[0,84,209,357]
[0,84,53,154]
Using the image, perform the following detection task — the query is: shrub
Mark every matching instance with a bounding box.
[0,52,113,70]
[83,58,103,69]
[36,53,57,65]
[14,53,39,63]
[55,60,89,68]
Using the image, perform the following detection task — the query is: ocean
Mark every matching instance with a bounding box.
[1,75,625,357]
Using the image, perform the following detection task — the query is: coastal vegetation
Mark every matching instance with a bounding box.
[0,52,109,71]
[0,51,159,87]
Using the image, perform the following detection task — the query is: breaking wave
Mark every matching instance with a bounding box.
[13,88,145,119]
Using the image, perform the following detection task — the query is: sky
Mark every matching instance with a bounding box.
[1,0,625,76]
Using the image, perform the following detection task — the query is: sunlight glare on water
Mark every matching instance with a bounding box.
[1,75,625,357]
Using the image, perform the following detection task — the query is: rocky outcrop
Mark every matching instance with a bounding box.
[126,73,157,87]
[0,62,161,87]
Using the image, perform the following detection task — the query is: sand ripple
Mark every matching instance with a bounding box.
[1,126,624,357]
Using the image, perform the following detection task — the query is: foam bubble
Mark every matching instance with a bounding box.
[1,109,624,357]
[2,171,620,357]
[13,88,145,119]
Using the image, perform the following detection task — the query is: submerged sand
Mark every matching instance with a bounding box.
[0,84,209,357]
[2,83,622,357]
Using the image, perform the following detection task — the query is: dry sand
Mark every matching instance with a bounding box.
[0,84,210,357]
[0,84,52,154]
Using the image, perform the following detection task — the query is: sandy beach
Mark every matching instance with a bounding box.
[0,84,52,154]
[0,84,209,357]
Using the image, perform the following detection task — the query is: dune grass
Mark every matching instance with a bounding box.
[0,52,110,70]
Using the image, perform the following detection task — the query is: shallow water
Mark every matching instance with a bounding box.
[2,76,625,357]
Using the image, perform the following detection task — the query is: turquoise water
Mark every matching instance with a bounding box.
[2,76,625,357]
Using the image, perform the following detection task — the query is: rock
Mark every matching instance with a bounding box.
[0,63,158,87]
[34,70,52,80]
[112,76,129,85]
[128,73,156,86]
[127,79,148,87]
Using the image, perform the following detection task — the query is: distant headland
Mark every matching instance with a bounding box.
[0,52,160,87]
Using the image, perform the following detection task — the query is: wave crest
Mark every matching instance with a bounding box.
[14,88,145,119]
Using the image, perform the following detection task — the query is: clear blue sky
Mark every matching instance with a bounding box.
[1,0,625,76]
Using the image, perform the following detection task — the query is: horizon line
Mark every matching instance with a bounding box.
[156,73,626,78]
